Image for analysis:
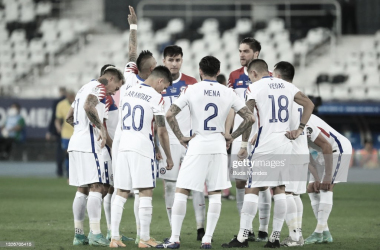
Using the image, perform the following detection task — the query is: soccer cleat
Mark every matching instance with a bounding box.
[88,232,110,246]
[304,232,323,244]
[256,231,268,242]
[221,236,248,248]
[322,231,333,243]
[106,230,134,242]
[73,234,89,245]
[280,236,304,247]
[109,239,126,248]
[155,241,180,249]
[197,228,205,241]
[248,231,255,242]
[201,243,212,249]
[135,235,140,245]
[264,240,280,248]
[138,237,161,248]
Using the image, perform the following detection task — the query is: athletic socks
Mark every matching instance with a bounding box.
[111,195,127,240]
[134,191,140,239]
[164,181,176,226]
[103,193,112,230]
[192,191,206,230]
[269,194,287,242]
[236,188,245,215]
[258,188,271,233]
[293,195,303,237]
[73,191,87,235]
[170,193,188,242]
[237,194,258,243]
[285,194,299,241]
[139,197,153,241]
[308,192,320,219]
[315,191,333,233]
[202,194,221,243]
[87,191,103,234]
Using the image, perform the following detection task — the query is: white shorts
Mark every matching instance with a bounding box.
[114,151,157,191]
[69,151,103,187]
[158,144,186,181]
[101,145,113,186]
[285,163,308,194]
[177,154,231,192]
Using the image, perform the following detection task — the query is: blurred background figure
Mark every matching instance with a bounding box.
[55,90,76,180]
[0,103,26,160]
[356,139,379,169]
[217,74,227,86]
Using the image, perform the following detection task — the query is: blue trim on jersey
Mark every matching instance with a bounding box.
[141,83,150,87]
[149,134,157,186]
[262,76,271,79]
[330,132,343,184]
[247,126,263,188]
[109,97,118,111]
[104,161,110,184]
[232,74,250,89]
[105,145,112,160]
[203,80,218,83]
[93,153,102,183]
[190,129,192,136]
[136,74,145,82]
[151,159,156,188]
[101,98,107,104]
[89,125,96,153]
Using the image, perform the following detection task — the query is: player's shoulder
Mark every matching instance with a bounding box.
[180,73,198,85]
[124,62,138,74]
[229,66,245,78]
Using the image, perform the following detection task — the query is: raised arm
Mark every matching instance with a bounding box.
[155,115,173,170]
[84,95,107,148]
[128,6,137,63]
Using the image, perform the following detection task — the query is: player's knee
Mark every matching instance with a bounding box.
[235,180,246,189]
[165,180,176,193]
[108,186,114,194]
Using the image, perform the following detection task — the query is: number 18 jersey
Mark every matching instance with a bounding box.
[246,76,300,152]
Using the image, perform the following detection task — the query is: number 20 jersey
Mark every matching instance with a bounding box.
[118,84,165,159]
[246,76,300,152]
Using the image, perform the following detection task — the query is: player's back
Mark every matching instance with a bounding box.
[118,83,164,159]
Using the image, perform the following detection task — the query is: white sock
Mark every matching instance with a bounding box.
[73,191,87,235]
[315,191,333,233]
[134,191,140,237]
[103,193,112,230]
[308,192,320,219]
[202,194,221,243]
[236,188,245,215]
[169,193,188,242]
[164,181,176,226]
[237,194,258,243]
[270,193,287,242]
[87,191,103,234]
[139,196,153,241]
[258,188,271,233]
[293,195,303,237]
[285,194,299,241]
[111,195,127,240]
[192,191,206,229]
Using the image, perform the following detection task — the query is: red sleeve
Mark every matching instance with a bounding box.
[93,84,106,102]
[227,72,234,88]
[182,74,198,85]
[124,62,138,75]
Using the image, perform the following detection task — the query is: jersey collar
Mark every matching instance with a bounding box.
[203,79,218,83]
[140,83,151,87]
[244,67,248,76]
[136,74,145,82]
[262,76,271,79]
[172,72,182,84]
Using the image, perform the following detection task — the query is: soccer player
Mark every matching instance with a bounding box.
[222,59,314,248]
[226,37,271,241]
[110,66,174,248]
[304,114,352,244]
[156,56,255,249]
[272,61,309,246]
[158,45,207,240]
[66,67,124,246]
[111,6,157,244]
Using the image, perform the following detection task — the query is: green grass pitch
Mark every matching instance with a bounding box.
[0,177,379,249]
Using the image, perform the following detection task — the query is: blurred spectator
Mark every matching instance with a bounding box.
[55,90,75,179]
[217,74,227,86]
[356,139,379,169]
[46,87,67,177]
[0,103,26,160]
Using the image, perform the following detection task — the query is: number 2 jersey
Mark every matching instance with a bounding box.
[174,80,245,156]
[246,76,300,153]
[118,84,165,159]
[68,80,107,154]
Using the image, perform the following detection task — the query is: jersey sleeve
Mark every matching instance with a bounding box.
[231,90,246,112]
[152,96,165,116]
[90,84,107,102]
[306,123,320,142]
[124,62,138,78]
[291,84,301,99]
[245,85,256,102]
[173,86,189,110]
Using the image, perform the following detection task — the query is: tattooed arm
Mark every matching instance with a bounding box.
[155,115,173,170]
[128,6,137,63]
[84,94,107,148]
[231,106,255,140]
[240,99,256,142]
[166,104,195,148]
[65,107,74,127]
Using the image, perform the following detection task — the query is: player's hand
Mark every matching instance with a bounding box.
[250,133,258,145]
[224,133,234,149]
[237,148,248,160]
[166,158,174,170]
[155,147,163,160]
[128,6,137,25]
[180,134,196,148]
[98,127,107,148]
[313,181,320,193]
[320,176,332,191]
[286,128,303,140]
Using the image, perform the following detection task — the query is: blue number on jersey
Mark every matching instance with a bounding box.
[204,103,218,131]
[122,102,144,131]
[268,95,289,123]
[298,107,304,135]
[73,98,80,125]
[122,102,131,130]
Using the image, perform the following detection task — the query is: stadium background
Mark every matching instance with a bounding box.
[0,0,379,249]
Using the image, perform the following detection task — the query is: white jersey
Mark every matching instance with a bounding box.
[174,80,245,156]
[68,80,107,154]
[118,83,165,159]
[105,95,118,140]
[289,103,309,164]
[246,76,300,152]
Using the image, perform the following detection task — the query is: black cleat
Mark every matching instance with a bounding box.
[197,228,205,241]
[248,231,256,242]
[257,231,269,242]
[221,236,248,248]
[264,240,280,248]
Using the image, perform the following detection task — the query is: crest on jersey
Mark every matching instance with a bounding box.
[160,167,166,175]
[170,87,177,93]
[237,81,243,86]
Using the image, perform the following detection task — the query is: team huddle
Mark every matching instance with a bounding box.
[65,6,353,249]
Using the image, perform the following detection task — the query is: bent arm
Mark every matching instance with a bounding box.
[65,107,74,127]
[165,104,183,141]
[313,133,333,179]
[294,91,314,130]
[156,115,172,160]
[225,108,235,134]
[231,106,255,140]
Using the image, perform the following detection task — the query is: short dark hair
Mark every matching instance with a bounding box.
[274,61,295,82]
[163,45,183,58]
[247,59,268,73]
[136,50,153,72]
[151,66,173,86]
[103,66,125,84]
[217,74,226,85]
[240,37,261,52]
[100,64,115,76]
[199,56,220,77]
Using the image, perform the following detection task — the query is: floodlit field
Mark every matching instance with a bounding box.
[0,177,379,249]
